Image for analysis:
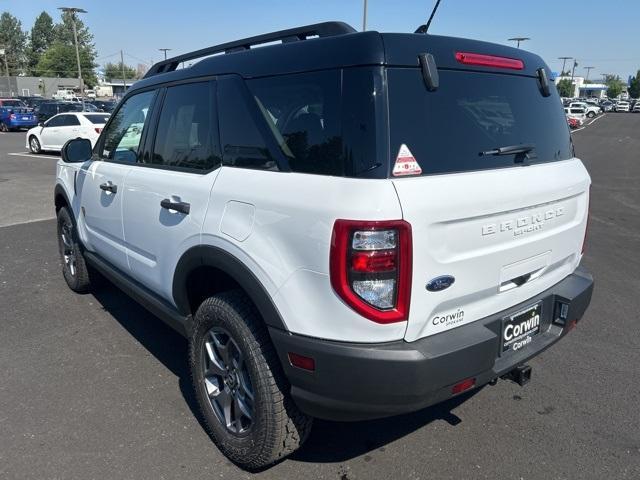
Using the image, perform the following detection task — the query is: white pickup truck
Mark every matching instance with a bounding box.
[569,102,600,118]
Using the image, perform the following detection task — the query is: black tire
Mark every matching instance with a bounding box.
[189,291,312,470]
[29,135,41,154]
[587,111,596,118]
[56,206,92,293]
[0,122,8,132]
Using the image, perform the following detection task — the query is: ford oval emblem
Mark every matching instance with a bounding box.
[426,275,455,292]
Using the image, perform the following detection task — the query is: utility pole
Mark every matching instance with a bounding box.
[362,0,368,31]
[158,48,171,60]
[584,66,595,82]
[508,37,530,48]
[58,7,87,108]
[558,56,572,76]
[120,50,127,96]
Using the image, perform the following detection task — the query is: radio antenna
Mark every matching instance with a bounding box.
[415,0,443,34]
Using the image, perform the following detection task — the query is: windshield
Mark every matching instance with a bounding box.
[387,69,573,176]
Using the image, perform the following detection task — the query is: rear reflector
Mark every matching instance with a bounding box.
[288,352,315,371]
[455,52,524,70]
[451,377,476,395]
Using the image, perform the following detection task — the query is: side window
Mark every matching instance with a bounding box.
[45,115,64,127]
[101,90,155,163]
[61,115,80,126]
[246,70,344,175]
[217,76,277,170]
[149,82,220,171]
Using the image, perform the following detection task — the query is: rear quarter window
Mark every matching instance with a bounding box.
[387,69,573,176]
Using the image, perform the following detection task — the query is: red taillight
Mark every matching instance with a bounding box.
[330,219,412,324]
[288,352,315,371]
[351,250,397,272]
[451,377,476,395]
[95,127,103,134]
[455,51,524,70]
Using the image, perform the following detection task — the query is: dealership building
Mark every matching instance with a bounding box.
[554,75,628,99]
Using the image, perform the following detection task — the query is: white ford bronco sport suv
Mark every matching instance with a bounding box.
[54,22,594,469]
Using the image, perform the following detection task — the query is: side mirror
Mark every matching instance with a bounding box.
[38,122,44,127]
[61,138,92,163]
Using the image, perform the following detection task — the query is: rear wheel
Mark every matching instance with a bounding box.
[29,136,41,153]
[0,122,8,132]
[189,291,312,469]
[57,207,92,293]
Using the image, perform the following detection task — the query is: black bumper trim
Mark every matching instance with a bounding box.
[269,268,593,421]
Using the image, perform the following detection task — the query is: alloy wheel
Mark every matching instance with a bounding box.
[60,220,77,276]
[201,327,254,435]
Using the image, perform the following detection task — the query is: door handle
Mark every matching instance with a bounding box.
[99,181,117,193]
[161,198,190,215]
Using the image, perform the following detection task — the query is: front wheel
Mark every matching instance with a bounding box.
[0,122,8,132]
[29,135,41,153]
[587,111,596,118]
[189,291,312,469]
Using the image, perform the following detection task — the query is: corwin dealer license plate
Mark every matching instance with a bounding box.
[502,302,542,353]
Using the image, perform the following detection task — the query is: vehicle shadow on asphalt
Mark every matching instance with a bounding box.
[90,283,479,465]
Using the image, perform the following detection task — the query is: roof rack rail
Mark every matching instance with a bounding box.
[144,21,356,79]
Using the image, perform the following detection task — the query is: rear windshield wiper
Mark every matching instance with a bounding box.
[480,144,535,157]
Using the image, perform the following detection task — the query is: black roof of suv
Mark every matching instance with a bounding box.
[117,22,569,179]
[136,22,549,89]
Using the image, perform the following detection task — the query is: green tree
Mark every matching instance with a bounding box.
[557,78,574,97]
[26,11,55,75]
[628,70,640,99]
[35,10,97,87]
[604,74,624,99]
[104,61,137,82]
[0,12,28,75]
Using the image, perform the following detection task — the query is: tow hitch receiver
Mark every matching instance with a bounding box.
[503,365,532,386]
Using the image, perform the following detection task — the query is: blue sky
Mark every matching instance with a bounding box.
[4,0,639,80]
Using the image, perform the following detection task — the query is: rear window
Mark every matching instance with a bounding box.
[387,69,573,175]
[1,100,24,107]
[84,114,110,124]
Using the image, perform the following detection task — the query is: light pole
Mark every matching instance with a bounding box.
[583,66,595,82]
[158,48,171,60]
[508,37,530,48]
[0,47,9,96]
[558,56,572,76]
[58,7,87,108]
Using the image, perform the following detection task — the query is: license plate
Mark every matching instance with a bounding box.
[502,302,541,353]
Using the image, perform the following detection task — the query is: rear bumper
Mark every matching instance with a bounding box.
[7,119,38,129]
[270,268,593,421]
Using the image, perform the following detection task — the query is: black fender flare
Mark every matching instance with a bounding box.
[54,183,72,212]
[172,245,288,331]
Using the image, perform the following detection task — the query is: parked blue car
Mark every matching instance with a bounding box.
[0,99,39,131]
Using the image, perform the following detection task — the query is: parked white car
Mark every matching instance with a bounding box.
[569,102,600,118]
[52,89,76,101]
[632,102,640,113]
[564,106,586,125]
[25,112,110,153]
[615,101,630,112]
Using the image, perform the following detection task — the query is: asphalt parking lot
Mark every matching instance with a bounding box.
[1,114,639,480]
